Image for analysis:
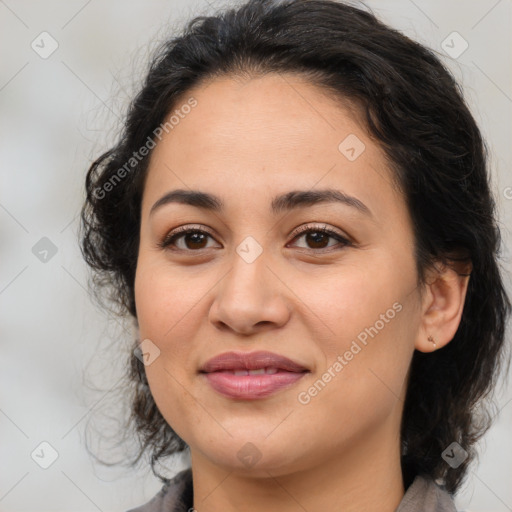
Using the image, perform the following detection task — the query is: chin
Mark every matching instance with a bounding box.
[193,435,307,477]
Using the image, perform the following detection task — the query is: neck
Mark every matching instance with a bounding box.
[190,418,406,512]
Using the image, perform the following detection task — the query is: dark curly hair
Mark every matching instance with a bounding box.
[79,0,511,495]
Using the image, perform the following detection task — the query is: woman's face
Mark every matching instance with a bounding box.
[134,73,425,476]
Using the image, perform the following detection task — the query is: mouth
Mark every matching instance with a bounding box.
[199,350,309,373]
[210,367,283,376]
[199,351,309,400]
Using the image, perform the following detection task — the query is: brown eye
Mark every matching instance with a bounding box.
[289,225,351,251]
[159,227,219,251]
[159,224,351,253]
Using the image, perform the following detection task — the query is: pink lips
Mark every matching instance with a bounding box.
[199,350,309,400]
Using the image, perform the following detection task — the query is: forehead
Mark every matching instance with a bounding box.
[142,73,402,222]
[158,72,368,155]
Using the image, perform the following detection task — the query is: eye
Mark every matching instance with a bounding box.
[159,223,352,253]
[159,225,219,251]
[287,224,352,251]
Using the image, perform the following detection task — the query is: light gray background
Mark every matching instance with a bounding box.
[1,0,511,511]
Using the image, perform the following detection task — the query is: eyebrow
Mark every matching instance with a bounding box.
[149,188,373,218]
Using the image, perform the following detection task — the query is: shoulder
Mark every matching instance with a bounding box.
[396,473,459,512]
[125,467,193,512]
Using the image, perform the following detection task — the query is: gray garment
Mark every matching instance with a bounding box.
[126,467,458,512]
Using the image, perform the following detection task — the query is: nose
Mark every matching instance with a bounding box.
[208,248,291,336]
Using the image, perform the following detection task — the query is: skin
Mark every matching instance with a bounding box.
[134,73,470,512]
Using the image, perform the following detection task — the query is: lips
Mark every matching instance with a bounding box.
[199,350,309,400]
[199,350,308,374]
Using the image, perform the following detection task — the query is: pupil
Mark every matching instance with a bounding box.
[307,232,328,248]
[187,233,206,249]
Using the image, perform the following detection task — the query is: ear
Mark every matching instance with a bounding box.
[415,260,472,353]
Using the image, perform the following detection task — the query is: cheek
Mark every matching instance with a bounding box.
[145,360,205,446]
[134,259,208,340]
[296,256,417,403]
[134,260,211,431]
[292,258,412,344]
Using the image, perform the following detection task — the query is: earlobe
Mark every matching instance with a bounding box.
[415,262,472,353]
[427,335,437,349]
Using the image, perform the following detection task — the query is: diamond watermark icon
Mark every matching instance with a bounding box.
[134,338,161,366]
[237,442,262,468]
[441,441,468,469]
[441,31,468,59]
[236,236,263,264]
[32,237,58,263]
[338,134,365,161]
[31,31,59,59]
[31,441,59,469]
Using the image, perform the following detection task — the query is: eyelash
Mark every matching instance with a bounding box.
[158,224,352,253]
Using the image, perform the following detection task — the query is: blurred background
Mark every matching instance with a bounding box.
[1,0,511,510]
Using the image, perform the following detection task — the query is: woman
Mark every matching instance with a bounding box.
[79,0,511,510]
